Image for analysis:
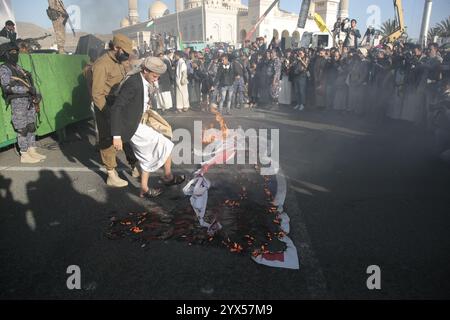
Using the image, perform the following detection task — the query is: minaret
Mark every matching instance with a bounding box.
[339,0,349,19]
[176,0,184,12]
[128,0,139,25]
[313,0,340,29]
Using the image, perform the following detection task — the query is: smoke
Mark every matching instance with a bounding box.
[65,0,129,34]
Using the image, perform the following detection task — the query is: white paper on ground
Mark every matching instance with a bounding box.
[183,176,211,228]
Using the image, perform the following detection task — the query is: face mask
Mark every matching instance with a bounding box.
[116,51,129,63]
[6,51,19,65]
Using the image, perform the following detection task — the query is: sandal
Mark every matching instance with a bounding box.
[140,188,163,199]
[161,174,186,186]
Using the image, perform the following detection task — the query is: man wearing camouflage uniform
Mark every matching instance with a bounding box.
[0,42,46,164]
[91,34,138,188]
[47,0,68,54]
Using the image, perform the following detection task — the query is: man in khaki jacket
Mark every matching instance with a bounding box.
[92,34,138,187]
[47,0,68,54]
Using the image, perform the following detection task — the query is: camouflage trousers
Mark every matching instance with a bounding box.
[52,17,66,54]
[11,98,36,152]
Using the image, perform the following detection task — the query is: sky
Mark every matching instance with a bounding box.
[9,0,450,39]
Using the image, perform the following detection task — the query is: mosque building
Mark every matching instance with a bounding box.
[114,0,350,50]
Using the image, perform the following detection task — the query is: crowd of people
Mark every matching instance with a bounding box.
[139,33,178,57]
[129,20,450,160]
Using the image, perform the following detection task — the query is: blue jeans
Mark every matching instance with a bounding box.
[232,78,245,108]
[219,86,235,113]
[293,76,307,106]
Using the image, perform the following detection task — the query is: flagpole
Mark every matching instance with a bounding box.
[202,0,206,43]
[176,3,181,50]
[245,0,280,42]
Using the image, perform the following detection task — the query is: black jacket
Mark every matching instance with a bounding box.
[110,73,145,142]
[216,63,236,88]
[159,58,173,92]
[289,59,308,81]
[0,28,17,42]
[232,60,244,78]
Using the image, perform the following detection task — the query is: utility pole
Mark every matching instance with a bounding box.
[202,0,206,42]
[176,2,181,50]
[419,0,433,47]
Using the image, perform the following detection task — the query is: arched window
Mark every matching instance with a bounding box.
[191,25,196,41]
[227,24,233,42]
[199,24,203,41]
[292,31,301,48]
[273,29,279,40]
[213,23,220,41]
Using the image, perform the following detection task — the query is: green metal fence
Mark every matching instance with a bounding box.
[0,54,91,148]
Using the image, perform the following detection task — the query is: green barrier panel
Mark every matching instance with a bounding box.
[0,54,91,148]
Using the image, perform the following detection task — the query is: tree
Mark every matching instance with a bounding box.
[380,19,397,37]
[428,27,440,42]
[436,16,450,37]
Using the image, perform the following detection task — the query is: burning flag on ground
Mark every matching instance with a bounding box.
[182,108,299,270]
[106,170,299,270]
[105,108,299,270]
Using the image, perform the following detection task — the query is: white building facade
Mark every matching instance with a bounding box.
[114,0,350,49]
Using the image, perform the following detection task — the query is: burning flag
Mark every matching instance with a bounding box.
[183,107,299,270]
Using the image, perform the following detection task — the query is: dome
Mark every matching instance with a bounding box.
[120,17,130,28]
[149,1,169,20]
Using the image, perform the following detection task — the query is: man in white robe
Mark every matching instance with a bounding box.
[174,51,190,112]
[111,57,185,198]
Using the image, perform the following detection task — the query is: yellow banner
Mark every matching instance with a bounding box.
[314,13,329,33]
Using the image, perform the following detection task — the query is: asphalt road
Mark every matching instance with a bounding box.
[1,106,449,300]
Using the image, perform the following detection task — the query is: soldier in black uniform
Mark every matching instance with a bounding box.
[0,20,17,43]
[0,42,46,164]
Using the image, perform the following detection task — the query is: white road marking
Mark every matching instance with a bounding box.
[283,173,330,299]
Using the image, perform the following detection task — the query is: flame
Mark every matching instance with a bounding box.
[239,187,248,200]
[230,243,244,253]
[203,105,229,144]
[131,227,144,234]
[224,199,240,208]
[202,123,217,144]
[211,106,229,140]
